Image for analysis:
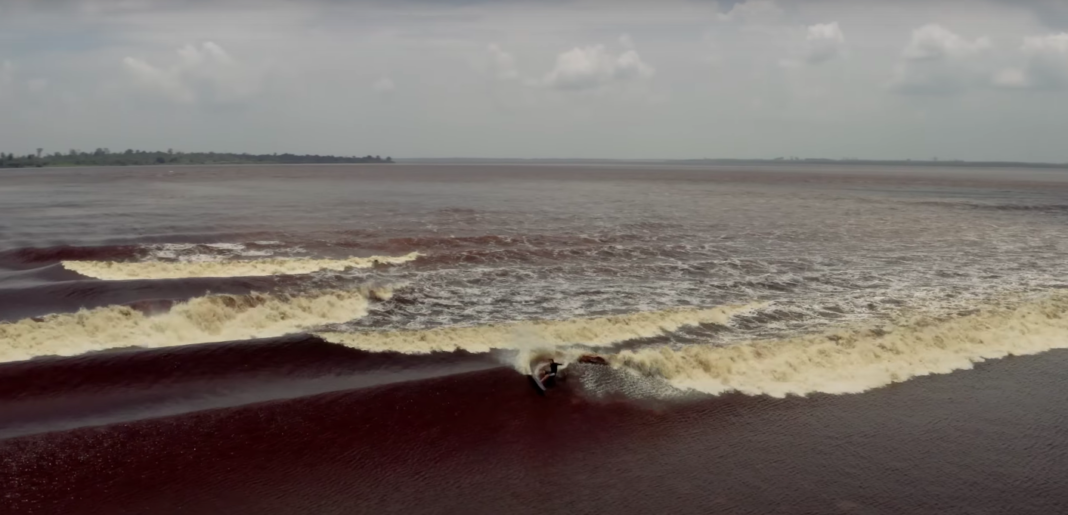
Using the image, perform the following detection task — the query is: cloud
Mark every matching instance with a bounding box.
[372,77,396,92]
[892,25,993,95]
[902,24,991,61]
[805,22,846,64]
[541,44,654,91]
[122,56,194,103]
[486,38,653,92]
[487,44,518,80]
[1022,32,1068,52]
[5,0,1068,162]
[993,67,1029,87]
[717,0,784,24]
[995,33,1068,89]
[122,42,261,106]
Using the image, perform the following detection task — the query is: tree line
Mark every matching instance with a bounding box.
[0,148,393,168]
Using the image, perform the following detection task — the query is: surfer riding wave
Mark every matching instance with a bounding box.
[531,354,607,392]
[538,359,560,387]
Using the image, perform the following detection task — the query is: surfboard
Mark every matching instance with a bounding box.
[530,362,549,393]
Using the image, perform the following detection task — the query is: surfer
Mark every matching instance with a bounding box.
[531,354,607,392]
[538,358,560,387]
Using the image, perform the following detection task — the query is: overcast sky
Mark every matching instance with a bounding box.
[2,0,1068,161]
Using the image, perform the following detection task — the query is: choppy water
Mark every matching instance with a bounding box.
[5,164,1068,382]
[3,163,1068,514]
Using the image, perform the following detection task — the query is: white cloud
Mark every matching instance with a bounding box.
[491,36,652,90]
[487,44,519,80]
[1022,32,1068,52]
[805,22,846,64]
[718,0,784,24]
[892,25,993,95]
[995,33,1068,89]
[541,45,654,90]
[993,67,1029,87]
[372,77,395,92]
[4,0,1068,162]
[122,56,193,103]
[123,42,261,106]
[902,24,991,61]
[613,49,655,80]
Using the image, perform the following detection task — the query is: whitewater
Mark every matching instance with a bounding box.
[3,163,1068,402]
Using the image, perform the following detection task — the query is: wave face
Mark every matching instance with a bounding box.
[610,292,1068,397]
[0,289,369,363]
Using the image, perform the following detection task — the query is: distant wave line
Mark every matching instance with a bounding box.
[62,252,421,280]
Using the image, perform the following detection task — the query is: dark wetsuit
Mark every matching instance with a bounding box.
[544,362,559,387]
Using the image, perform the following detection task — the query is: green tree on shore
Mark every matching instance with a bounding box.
[1,148,395,168]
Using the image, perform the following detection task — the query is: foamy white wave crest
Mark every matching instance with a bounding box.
[148,243,197,261]
[201,243,245,251]
[62,252,420,280]
[147,242,291,262]
[0,290,370,363]
[317,304,761,365]
[611,292,1068,398]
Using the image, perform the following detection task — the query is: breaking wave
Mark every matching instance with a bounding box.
[0,289,373,363]
[610,292,1068,398]
[61,252,420,280]
[144,242,290,261]
[317,304,761,357]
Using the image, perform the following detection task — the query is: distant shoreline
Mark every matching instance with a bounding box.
[0,150,393,169]
[5,153,1067,170]
[397,157,1068,170]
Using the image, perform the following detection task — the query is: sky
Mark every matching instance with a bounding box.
[1,0,1068,161]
